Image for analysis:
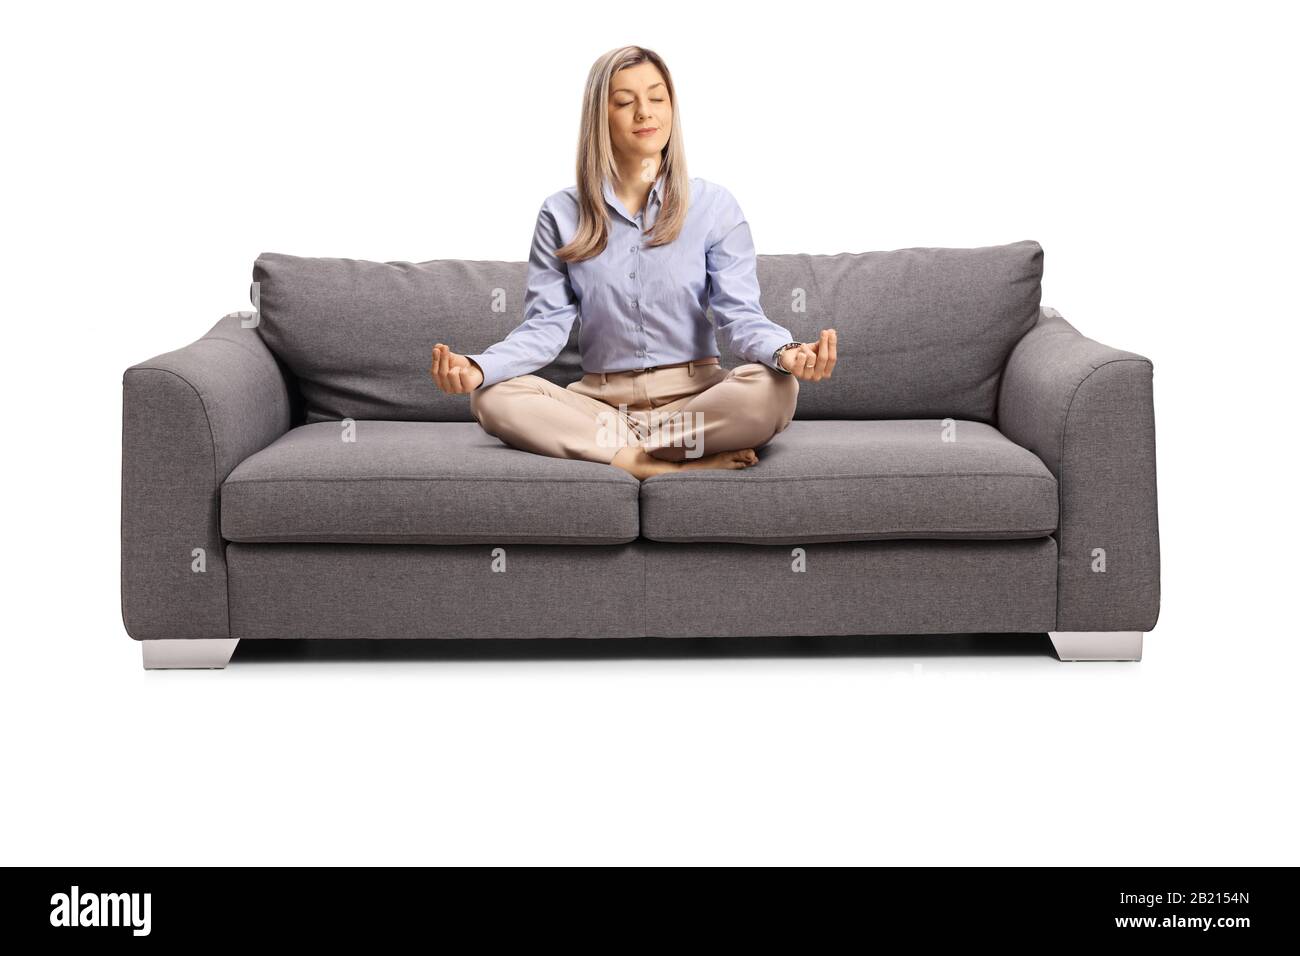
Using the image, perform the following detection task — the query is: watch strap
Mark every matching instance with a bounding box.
[771,341,801,374]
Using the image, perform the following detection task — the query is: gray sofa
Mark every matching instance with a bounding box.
[120,239,1160,668]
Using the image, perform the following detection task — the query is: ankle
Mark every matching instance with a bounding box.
[611,446,681,479]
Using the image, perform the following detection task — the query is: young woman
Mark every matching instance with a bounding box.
[431,45,837,480]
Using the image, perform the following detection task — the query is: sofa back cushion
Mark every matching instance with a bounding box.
[253,254,579,423]
[253,239,1041,424]
[741,240,1043,421]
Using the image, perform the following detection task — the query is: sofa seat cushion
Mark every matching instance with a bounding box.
[639,420,1058,544]
[221,421,640,545]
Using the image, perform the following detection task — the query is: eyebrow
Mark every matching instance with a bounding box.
[611,82,666,95]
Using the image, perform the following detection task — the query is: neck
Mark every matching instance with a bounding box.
[611,155,660,211]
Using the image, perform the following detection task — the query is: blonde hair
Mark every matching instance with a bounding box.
[556,46,689,262]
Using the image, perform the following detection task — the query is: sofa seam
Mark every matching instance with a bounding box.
[643,528,1056,540]
[642,472,1058,485]
[1058,358,1153,472]
[223,475,638,486]
[1055,356,1153,630]
[127,365,221,486]
[225,528,1049,540]
[124,364,229,639]
[224,533,638,543]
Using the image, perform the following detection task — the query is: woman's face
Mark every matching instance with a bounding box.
[608,62,671,174]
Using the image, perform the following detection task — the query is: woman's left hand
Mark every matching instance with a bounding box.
[779,329,837,381]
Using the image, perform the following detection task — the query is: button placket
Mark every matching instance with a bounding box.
[628,220,647,365]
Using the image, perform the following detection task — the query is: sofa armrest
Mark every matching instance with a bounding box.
[997,306,1160,631]
[122,314,291,640]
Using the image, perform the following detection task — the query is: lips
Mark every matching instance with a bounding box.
[634,127,658,135]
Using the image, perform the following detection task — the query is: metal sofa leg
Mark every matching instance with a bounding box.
[1049,631,1143,662]
[141,639,240,670]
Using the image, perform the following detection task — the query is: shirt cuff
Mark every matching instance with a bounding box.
[463,353,501,390]
[766,340,798,374]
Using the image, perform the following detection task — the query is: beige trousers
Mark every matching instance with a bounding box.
[469,360,799,464]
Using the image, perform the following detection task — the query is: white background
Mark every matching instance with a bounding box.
[2,0,1296,865]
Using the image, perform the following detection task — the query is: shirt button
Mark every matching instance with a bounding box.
[630,246,637,253]
[629,271,636,278]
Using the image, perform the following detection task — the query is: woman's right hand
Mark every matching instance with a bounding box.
[431,344,485,394]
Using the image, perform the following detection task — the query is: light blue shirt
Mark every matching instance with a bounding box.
[467,174,795,389]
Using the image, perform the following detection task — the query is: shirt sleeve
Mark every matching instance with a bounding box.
[465,202,580,389]
[705,186,795,371]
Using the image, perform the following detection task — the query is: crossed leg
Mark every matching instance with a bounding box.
[638,363,799,462]
[468,365,798,478]
[469,375,634,464]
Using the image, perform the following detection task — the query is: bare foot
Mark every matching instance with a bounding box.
[610,446,758,480]
[681,448,758,471]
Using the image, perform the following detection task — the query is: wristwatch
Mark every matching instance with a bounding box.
[771,341,801,374]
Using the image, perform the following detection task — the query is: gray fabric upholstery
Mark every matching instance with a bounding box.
[252,240,1040,424]
[998,307,1160,631]
[253,253,583,424]
[643,538,1057,637]
[228,543,645,640]
[121,315,291,640]
[227,538,1056,640]
[121,243,1158,648]
[222,421,640,545]
[734,240,1043,422]
[641,420,1057,544]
